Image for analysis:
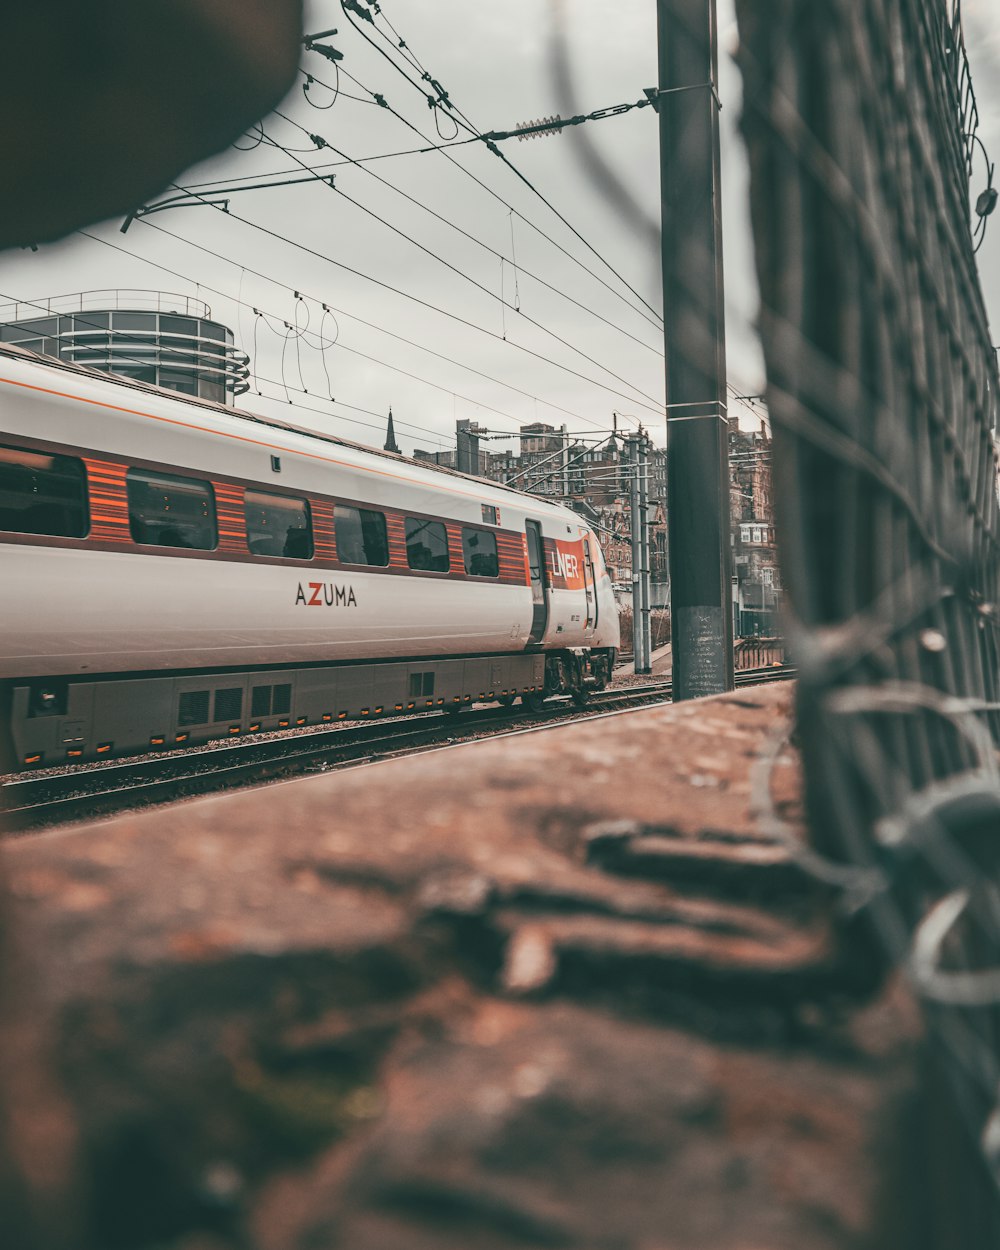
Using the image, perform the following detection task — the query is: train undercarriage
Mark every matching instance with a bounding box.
[0,647,617,773]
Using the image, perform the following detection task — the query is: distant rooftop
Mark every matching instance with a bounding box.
[0,289,248,405]
[0,289,212,321]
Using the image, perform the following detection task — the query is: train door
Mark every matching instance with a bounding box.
[525,520,549,643]
[582,538,598,631]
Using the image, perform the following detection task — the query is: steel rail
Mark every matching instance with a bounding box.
[1,666,794,832]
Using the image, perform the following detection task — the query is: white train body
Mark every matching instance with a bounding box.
[0,346,618,768]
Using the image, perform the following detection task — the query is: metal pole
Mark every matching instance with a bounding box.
[628,435,645,674]
[657,0,734,699]
[637,435,652,673]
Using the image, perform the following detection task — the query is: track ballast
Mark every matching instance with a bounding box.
[1,666,794,832]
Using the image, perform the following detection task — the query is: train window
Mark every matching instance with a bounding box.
[0,443,89,537]
[408,672,435,697]
[405,517,450,572]
[334,505,389,566]
[126,469,217,550]
[461,527,499,577]
[250,683,292,716]
[245,490,314,559]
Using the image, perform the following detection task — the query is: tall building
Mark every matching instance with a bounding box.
[414,418,678,609]
[456,418,488,475]
[729,416,781,634]
[0,290,249,405]
[518,423,563,455]
[480,425,668,599]
[413,419,487,474]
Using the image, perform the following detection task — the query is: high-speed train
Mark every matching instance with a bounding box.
[0,343,619,771]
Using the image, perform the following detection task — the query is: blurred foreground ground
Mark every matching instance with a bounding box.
[1,684,961,1249]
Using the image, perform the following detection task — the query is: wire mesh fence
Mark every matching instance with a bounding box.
[737,0,1000,1230]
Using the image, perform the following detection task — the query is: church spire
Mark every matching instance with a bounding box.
[383,406,401,455]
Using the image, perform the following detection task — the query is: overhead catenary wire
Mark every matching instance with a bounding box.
[246,371,453,445]
[509,452,662,494]
[499,432,621,488]
[186,57,663,337]
[84,220,605,431]
[232,122,266,152]
[340,0,662,323]
[152,157,662,359]
[727,381,770,422]
[327,60,665,333]
[0,284,451,450]
[312,170,665,411]
[257,107,664,407]
[153,181,665,423]
[79,230,522,436]
[13,227,758,461]
[260,106,662,357]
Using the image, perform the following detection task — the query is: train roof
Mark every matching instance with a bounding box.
[0,341,585,523]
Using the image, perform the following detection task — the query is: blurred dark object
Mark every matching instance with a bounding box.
[737,0,1000,1237]
[0,5,304,1243]
[0,689,933,1249]
[0,0,303,249]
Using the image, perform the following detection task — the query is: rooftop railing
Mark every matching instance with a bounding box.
[0,289,212,321]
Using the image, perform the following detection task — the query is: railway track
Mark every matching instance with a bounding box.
[1,665,794,832]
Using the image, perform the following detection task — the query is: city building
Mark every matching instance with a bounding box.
[0,290,249,405]
[729,416,781,635]
[413,447,457,469]
[480,423,669,604]
[390,413,780,638]
[383,407,401,455]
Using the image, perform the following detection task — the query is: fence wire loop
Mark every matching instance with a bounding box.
[737,0,1000,1214]
[909,890,1000,1007]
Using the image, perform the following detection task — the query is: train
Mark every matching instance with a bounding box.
[0,342,619,772]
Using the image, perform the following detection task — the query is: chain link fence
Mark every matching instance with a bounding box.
[737,0,1000,1231]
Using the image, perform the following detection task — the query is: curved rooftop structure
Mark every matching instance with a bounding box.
[0,290,249,405]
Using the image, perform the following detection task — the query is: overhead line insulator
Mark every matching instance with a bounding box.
[514,115,563,141]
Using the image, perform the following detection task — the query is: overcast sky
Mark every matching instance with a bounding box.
[1,0,998,458]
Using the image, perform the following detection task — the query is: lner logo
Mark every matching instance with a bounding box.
[552,550,579,581]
